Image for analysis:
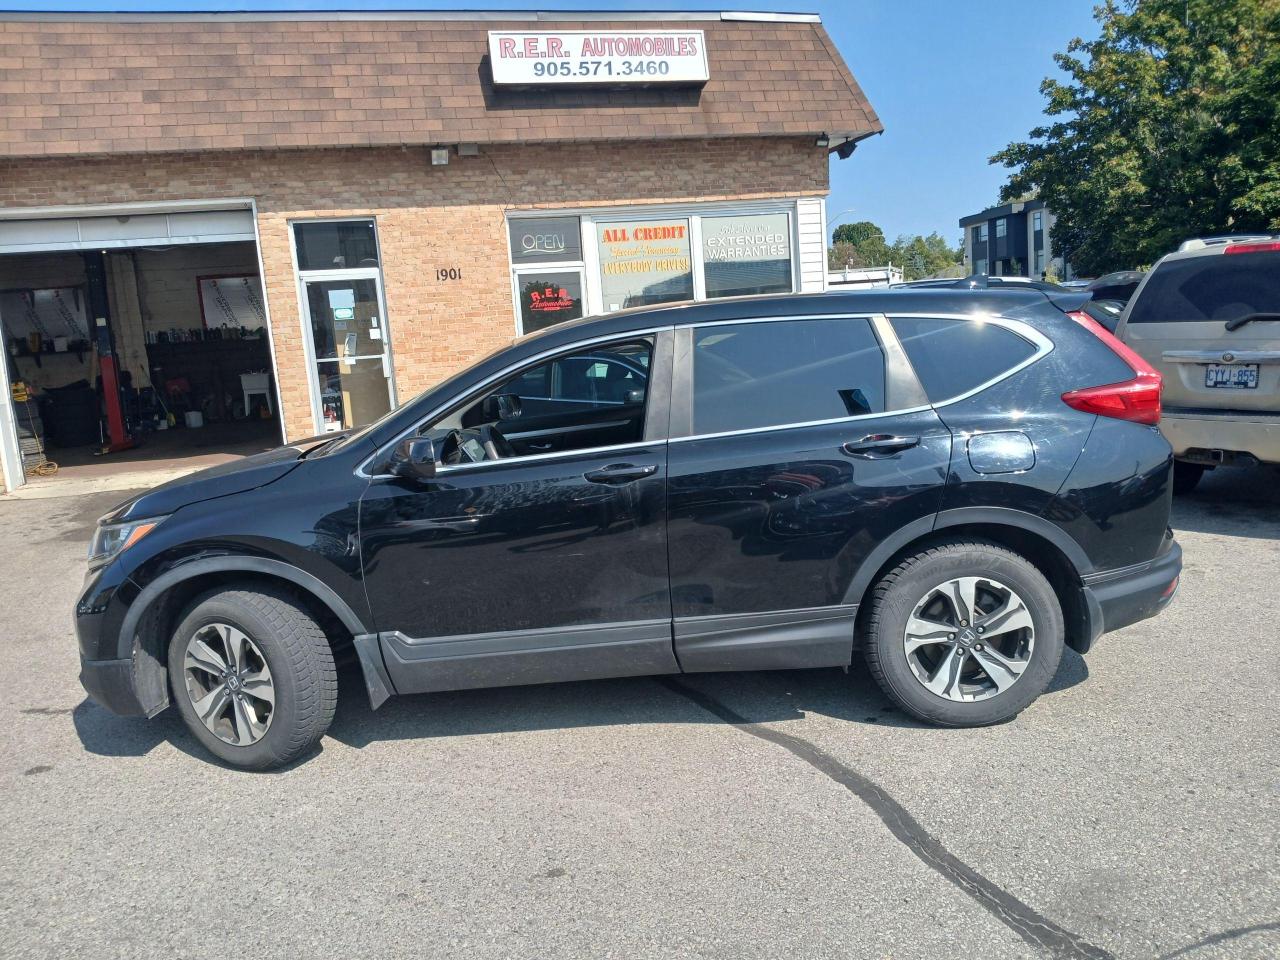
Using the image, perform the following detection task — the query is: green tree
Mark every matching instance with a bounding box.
[891,232,964,280]
[992,0,1280,275]
[832,220,885,246]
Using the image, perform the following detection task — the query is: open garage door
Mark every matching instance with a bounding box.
[0,201,282,494]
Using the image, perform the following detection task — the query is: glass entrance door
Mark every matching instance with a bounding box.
[301,275,394,432]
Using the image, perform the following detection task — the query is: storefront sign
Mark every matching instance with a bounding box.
[488,31,709,86]
[701,212,794,298]
[509,216,582,264]
[597,218,693,311]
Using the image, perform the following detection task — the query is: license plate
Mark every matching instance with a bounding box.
[1204,363,1259,389]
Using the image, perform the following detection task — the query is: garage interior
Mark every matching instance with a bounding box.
[0,210,281,490]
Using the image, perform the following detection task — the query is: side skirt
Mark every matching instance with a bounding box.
[377,619,680,696]
[674,604,859,673]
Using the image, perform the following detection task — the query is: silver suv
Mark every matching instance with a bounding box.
[1117,236,1280,493]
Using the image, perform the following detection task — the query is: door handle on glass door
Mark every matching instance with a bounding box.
[583,463,658,485]
[842,435,921,458]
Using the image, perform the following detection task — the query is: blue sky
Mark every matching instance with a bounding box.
[3,0,1101,244]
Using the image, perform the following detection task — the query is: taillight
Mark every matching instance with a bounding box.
[1225,241,1280,254]
[1060,311,1162,425]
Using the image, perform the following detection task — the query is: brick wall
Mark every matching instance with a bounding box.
[0,136,828,440]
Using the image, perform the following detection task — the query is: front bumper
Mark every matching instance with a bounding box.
[1161,409,1280,464]
[79,656,149,716]
[1079,539,1182,651]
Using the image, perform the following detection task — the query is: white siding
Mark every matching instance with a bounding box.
[796,197,827,293]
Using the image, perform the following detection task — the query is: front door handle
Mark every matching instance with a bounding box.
[584,463,658,485]
[842,435,921,458]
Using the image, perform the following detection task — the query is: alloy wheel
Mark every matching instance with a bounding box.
[182,623,275,746]
[903,576,1035,702]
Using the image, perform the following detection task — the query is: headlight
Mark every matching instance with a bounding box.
[87,515,167,571]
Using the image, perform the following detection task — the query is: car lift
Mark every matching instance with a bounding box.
[83,250,137,455]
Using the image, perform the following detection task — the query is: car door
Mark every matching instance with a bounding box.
[665,314,951,672]
[358,331,678,695]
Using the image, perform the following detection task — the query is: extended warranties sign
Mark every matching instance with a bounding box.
[488,31,709,86]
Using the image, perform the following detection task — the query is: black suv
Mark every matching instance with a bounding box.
[77,290,1181,769]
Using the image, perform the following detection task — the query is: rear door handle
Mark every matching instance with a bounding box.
[584,463,658,485]
[842,435,921,458]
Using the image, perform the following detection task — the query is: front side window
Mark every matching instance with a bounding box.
[890,316,1037,402]
[691,317,886,435]
[439,339,653,461]
[701,213,793,298]
[597,218,694,312]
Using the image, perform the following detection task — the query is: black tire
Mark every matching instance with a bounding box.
[863,540,1064,727]
[167,584,337,770]
[1172,461,1205,495]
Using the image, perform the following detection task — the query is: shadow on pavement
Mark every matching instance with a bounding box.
[322,651,1090,752]
[1170,462,1280,540]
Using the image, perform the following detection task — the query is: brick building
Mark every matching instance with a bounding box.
[0,10,880,490]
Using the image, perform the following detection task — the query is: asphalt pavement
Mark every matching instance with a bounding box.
[0,465,1276,959]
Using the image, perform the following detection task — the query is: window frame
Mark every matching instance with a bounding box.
[995,218,1008,239]
[504,201,801,334]
[510,265,588,335]
[360,327,674,479]
[885,313,1054,407]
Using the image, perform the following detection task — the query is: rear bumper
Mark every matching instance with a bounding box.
[1161,409,1280,464]
[1078,540,1182,651]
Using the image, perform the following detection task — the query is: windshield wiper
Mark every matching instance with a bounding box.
[1225,312,1280,331]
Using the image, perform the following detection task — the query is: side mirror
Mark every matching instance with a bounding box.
[625,388,645,405]
[482,393,522,421]
[389,436,438,482]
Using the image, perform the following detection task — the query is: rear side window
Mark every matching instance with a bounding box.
[691,317,885,435]
[890,316,1037,403]
[1128,251,1280,323]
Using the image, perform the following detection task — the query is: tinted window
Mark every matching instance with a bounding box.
[1128,251,1280,323]
[502,341,651,417]
[293,220,379,271]
[890,316,1037,402]
[691,318,885,435]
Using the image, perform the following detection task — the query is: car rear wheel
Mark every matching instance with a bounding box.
[862,540,1064,726]
[167,585,337,770]
[1172,461,1206,495]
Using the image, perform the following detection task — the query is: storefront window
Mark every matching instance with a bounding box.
[596,218,693,311]
[701,213,792,298]
[517,270,584,334]
[508,217,582,264]
[294,219,380,271]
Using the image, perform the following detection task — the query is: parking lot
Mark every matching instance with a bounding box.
[0,466,1276,960]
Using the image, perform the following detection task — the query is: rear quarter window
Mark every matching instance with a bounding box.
[1128,250,1280,323]
[889,316,1038,403]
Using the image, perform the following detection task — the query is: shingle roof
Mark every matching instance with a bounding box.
[0,11,882,159]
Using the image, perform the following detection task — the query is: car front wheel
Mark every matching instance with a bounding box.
[167,585,337,770]
[862,540,1064,726]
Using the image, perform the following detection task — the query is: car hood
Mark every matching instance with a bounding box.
[106,436,337,522]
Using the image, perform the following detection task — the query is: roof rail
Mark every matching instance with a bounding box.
[1178,234,1277,252]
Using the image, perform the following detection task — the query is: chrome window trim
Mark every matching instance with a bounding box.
[669,311,1051,443]
[358,326,671,478]
[431,439,660,477]
[358,310,1053,476]
[885,312,1054,411]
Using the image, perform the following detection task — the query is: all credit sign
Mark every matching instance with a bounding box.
[488,31,709,86]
